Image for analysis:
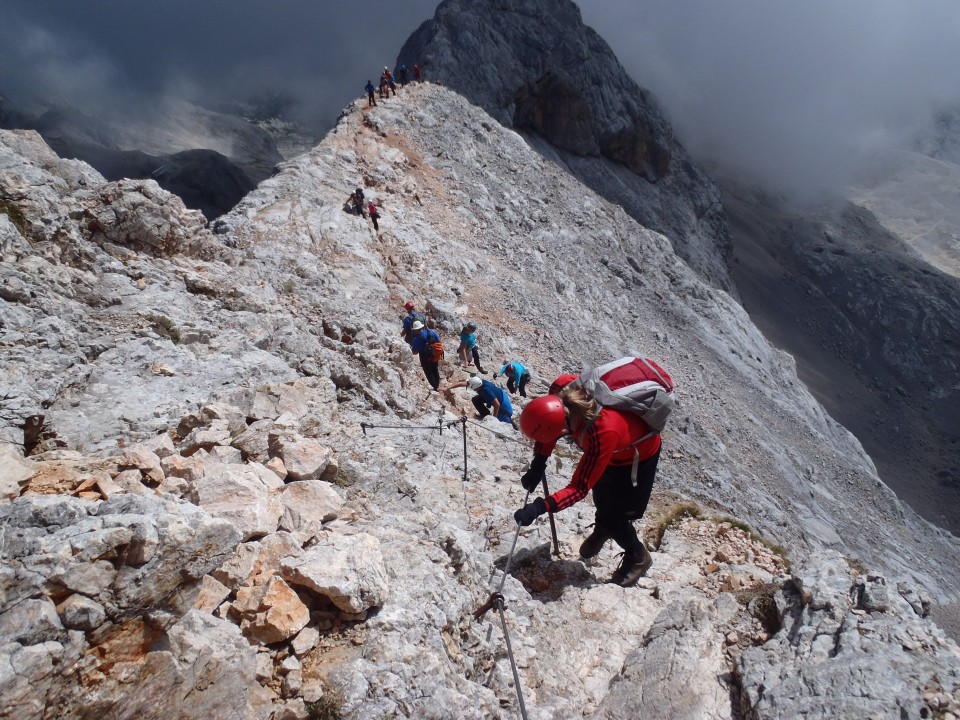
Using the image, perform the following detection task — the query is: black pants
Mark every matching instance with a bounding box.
[471,347,485,373]
[367,92,376,106]
[371,212,379,231]
[472,395,490,418]
[420,355,440,390]
[591,450,660,554]
[507,372,530,397]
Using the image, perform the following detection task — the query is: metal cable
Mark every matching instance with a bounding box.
[495,598,529,720]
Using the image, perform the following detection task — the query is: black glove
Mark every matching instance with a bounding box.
[520,454,548,492]
[514,497,548,526]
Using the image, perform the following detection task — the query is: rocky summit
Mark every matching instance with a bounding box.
[2,81,960,719]
[397,0,734,294]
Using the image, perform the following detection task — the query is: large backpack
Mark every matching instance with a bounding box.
[578,357,675,481]
[580,357,675,433]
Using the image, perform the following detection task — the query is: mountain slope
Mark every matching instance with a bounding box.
[2,84,960,718]
[396,0,734,294]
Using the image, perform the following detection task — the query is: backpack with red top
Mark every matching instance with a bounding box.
[579,357,675,434]
[578,357,675,483]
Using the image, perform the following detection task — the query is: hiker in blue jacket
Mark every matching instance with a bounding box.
[449,376,513,423]
[364,80,377,106]
[409,320,442,390]
[497,361,531,397]
[401,301,426,345]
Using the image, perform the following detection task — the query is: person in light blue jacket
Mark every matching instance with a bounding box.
[457,321,486,374]
[497,361,531,397]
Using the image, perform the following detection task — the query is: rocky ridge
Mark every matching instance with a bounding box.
[2,82,960,718]
[397,0,734,293]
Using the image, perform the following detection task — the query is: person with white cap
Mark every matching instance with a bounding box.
[447,375,513,424]
[409,320,443,390]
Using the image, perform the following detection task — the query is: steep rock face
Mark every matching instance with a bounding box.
[724,182,960,536]
[3,85,960,717]
[397,0,734,293]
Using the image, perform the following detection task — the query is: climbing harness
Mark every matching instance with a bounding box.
[474,491,532,720]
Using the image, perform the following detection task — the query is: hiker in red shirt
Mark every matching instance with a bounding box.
[515,383,661,587]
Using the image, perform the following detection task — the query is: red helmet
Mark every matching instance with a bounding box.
[548,373,579,395]
[519,396,566,442]
[404,301,415,311]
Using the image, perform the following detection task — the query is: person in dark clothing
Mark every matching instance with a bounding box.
[513,384,660,587]
[348,189,365,217]
[365,80,377,106]
[409,320,442,390]
[398,64,409,87]
[368,202,380,231]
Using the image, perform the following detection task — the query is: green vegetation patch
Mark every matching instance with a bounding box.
[146,313,181,344]
[306,693,345,720]
[715,515,791,572]
[650,502,703,549]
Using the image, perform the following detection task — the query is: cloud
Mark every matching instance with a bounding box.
[0,0,439,127]
[576,0,960,197]
[5,0,960,199]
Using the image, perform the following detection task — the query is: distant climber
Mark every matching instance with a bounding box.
[497,360,530,397]
[368,201,381,232]
[383,68,397,96]
[457,321,486,373]
[398,64,409,87]
[365,80,377,107]
[409,320,443,390]
[400,301,426,344]
[379,75,388,99]
[512,377,664,587]
[414,64,422,83]
[448,376,513,424]
[348,188,365,217]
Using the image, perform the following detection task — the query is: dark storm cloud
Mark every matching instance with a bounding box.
[5,0,960,197]
[576,0,960,197]
[0,0,439,127]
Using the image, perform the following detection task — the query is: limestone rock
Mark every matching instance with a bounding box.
[0,444,33,500]
[280,533,389,613]
[280,481,343,544]
[190,463,282,541]
[233,576,310,644]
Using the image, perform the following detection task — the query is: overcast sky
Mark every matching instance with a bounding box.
[3,0,960,197]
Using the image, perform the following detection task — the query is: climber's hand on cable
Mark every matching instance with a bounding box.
[514,497,547,526]
[520,454,548,492]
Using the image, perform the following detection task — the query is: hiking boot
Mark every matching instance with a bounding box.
[578,525,611,559]
[608,546,653,587]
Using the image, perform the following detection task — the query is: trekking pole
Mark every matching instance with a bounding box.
[541,477,560,557]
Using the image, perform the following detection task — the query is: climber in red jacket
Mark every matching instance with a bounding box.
[514,382,660,587]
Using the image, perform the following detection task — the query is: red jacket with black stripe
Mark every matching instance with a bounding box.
[536,407,660,513]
